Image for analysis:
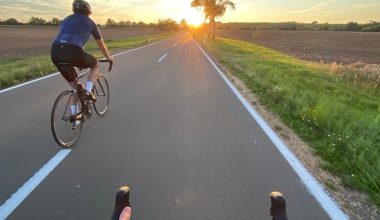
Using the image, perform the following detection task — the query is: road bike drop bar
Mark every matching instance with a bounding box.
[110,187,288,220]
[98,59,114,72]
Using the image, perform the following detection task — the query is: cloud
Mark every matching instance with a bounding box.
[289,0,336,14]
[248,0,269,7]
[350,3,380,8]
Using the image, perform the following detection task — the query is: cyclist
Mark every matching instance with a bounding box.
[50,0,114,128]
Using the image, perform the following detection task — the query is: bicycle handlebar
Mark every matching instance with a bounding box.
[111,186,130,220]
[270,192,288,220]
[98,59,113,72]
[110,187,288,220]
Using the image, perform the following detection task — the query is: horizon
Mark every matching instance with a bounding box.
[0,0,379,25]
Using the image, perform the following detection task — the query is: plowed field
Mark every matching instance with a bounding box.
[217,30,380,64]
[0,26,159,59]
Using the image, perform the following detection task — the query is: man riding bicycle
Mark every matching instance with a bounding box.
[51,0,114,128]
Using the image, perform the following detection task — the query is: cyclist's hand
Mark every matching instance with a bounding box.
[119,207,131,220]
[107,55,114,63]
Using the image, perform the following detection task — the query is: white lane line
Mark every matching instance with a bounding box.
[0,73,60,95]
[0,150,71,219]
[195,41,348,220]
[157,52,168,63]
[0,34,179,95]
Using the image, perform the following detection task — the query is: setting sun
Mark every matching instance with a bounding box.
[181,8,203,27]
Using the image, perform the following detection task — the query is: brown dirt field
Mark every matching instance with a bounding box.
[0,26,159,59]
[216,30,380,65]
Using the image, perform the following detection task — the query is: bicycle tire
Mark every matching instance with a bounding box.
[51,90,82,148]
[93,74,110,116]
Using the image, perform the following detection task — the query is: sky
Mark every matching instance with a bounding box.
[0,0,379,25]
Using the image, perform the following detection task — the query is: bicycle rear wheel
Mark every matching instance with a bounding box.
[93,74,110,116]
[51,90,82,148]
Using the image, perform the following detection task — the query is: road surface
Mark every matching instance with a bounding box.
[0,33,345,219]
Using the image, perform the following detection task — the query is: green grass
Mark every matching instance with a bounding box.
[0,33,174,89]
[204,37,380,206]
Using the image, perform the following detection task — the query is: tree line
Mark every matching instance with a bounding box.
[0,17,184,32]
[218,21,380,32]
[104,18,180,31]
[0,17,62,26]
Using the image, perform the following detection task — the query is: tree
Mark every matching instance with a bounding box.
[29,17,47,25]
[126,21,132,28]
[345,22,360,31]
[157,18,178,32]
[106,18,117,27]
[138,21,146,28]
[191,0,235,40]
[118,21,127,26]
[3,18,20,25]
[50,17,62,25]
[321,22,329,31]
[180,19,189,30]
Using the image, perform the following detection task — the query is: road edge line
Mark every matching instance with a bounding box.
[195,40,348,220]
[0,34,178,95]
[0,150,71,219]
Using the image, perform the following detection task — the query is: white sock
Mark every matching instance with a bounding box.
[85,81,94,93]
[70,105,77,115]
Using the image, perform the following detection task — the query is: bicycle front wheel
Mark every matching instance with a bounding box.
[51,90,82,148]
[93,74,110,116]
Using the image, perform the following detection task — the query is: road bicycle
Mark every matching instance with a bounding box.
[51,59,113,148]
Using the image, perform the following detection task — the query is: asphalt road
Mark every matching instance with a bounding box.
[1,33,342,219]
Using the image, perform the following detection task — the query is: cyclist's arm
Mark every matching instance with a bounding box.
[96,39,113,62]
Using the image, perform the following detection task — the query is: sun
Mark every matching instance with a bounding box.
[174,7,203,27]
[185,9,203,27]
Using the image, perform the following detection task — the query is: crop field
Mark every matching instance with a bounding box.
[0,26,159,59]
[216,30,380,64]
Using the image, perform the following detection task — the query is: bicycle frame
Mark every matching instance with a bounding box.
[63,59,113,122]
[51,59,112,148]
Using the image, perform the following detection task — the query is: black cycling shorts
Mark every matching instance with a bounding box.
[51,44,97,82]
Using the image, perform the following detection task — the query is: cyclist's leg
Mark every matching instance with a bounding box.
[88,63,100,83]
[68,81,79,115]
[51,44,79,115]
[74,50,98,94]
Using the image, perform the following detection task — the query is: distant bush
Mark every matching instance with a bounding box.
[105,18,117,27]
[104,18,152,28]
[28,17,47,25]
[157,18,179,32]
[0,18,20,25]
[345,22,361,31]
[49,17,62,26]
[362,24,380,32]
[217,21,378,32]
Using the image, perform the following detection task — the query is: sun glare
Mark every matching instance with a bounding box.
[173,7,203,27]
[185,9,203,27]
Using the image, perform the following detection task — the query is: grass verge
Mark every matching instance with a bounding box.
[0,33,174,89]
[204,37,380,207]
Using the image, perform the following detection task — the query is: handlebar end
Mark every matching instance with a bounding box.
[98,59,113,72]
[111,186,130,220]
[270,191,288,220]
